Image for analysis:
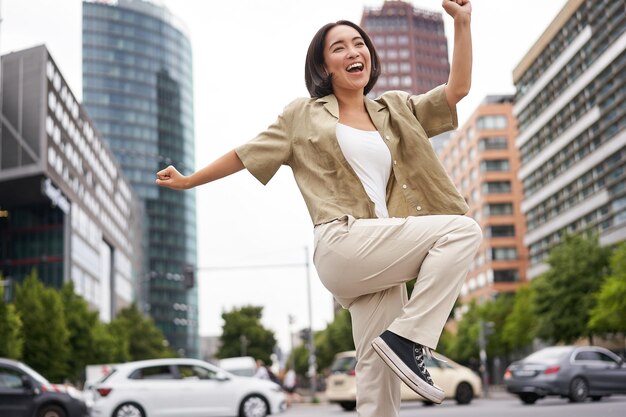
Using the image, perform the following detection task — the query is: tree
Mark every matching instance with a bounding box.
[314,309,355,371]
[108,304,174,360]
[217,305,277,364]
[14,270,69,381]
[589,241,626,334]
[481,294,515,357]
[0,281,23,359]
[534,234,611,344]
[446,301,480,363]
[61,282,101,382]
[502,284,538,351]
[92,320,130,364]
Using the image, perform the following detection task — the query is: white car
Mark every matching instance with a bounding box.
[88,358,286,417]
[326,350,482,410]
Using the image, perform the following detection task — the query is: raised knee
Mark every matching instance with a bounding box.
[458,216,483,245]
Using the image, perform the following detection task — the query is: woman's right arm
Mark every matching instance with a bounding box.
[155,149,245,190]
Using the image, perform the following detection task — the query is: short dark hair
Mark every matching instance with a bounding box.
[304,20,381,98]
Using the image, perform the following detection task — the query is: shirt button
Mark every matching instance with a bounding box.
[385,135,391,140]
[393,160,397,165]
[402,184,407,189]
[416,206,422,211]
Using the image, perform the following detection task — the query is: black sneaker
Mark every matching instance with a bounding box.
[372,330,445,404]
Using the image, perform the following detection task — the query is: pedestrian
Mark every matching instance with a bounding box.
[156,1,480,416]
[253,359,270,380]
[282,366,302,406]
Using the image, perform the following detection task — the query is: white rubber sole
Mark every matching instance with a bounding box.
[372,336,445,404]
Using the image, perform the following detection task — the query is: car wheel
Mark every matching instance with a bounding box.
[339,401,356,411]
[112,402,145,417]
[519,393,539,404]
[37,404,67,417]
[569,377,589,403]
[591,396,602,402]
[239,394,269,417]
[455,382,474,405]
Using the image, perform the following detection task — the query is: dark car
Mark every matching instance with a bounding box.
[504,346,626,404]
[0,358,88,417]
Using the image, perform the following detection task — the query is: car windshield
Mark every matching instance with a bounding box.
[17,363,48,385]
[331,356,356,373]
[524,347,573,363]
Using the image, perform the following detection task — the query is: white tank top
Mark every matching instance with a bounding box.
[336,123,392,218]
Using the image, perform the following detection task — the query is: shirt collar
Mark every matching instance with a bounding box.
[315,94,388,130]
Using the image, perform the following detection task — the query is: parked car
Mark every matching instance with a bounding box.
[0,357,88,417]
[325,350,481,410]
[88,358,286,417]
[504,345,626,404]
[218,356,257,377]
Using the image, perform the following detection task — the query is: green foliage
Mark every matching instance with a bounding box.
[314,309,355,371]
[589,241,626,333]
[0,282,23,359]
[446,301,480,362]
[92,320,130,364]
[502,284,538,350]
[217,305,277,364]
[534,234,610,343]
[290,344,310,377]
[61,282,101,382]
[14,270,70,382]
[108,304,175,360]
[481,294,515,356]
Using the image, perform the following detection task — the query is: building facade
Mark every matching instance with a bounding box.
[440,95,528,303]
[360,0,450,98]
[82,0,198,356]
[513,0,626,278]
[0,46,142,320]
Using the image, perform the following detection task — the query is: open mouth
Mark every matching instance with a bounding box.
[346,62,364,73]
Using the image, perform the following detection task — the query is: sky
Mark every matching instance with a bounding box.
[1,0,568,354]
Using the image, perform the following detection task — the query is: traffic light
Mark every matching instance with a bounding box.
[183,265,195,289]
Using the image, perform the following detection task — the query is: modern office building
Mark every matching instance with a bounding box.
[361,0,450,98]
[440,95,528,302]
[82,0,198,356]
[0,46,142,320]
[513,0,626,278]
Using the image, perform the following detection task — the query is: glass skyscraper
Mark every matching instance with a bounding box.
[82,0,198,357]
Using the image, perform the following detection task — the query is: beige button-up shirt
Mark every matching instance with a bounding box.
[235,84,469,226]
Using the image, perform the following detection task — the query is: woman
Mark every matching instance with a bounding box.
[157,1,480,416]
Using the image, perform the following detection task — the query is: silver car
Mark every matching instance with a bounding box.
[504,346,626,404]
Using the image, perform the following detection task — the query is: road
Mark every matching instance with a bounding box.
[283,394,626,417]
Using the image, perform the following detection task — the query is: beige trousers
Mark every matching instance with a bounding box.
[313,214,482,417]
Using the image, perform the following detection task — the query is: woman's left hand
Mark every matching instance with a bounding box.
[442,0,472,20]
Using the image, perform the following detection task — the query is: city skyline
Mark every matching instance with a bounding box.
[1,0,568,353]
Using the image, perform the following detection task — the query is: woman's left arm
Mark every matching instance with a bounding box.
[443,0,472,108]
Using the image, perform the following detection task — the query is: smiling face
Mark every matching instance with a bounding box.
[322,25,372,95]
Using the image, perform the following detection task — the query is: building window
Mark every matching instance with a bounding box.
[491,247,518,260]
[387,63,398,73]
[480,159,510,172]
[399,49,410,59]
[400,62,411,73]
[482,181,512,194]
[386,35,397,45]
[484,203,513,216]
[398,35,409,45]
[476,115,508,130]
[487,225,515,238]
[401,76,412,87]
[478,136,508,150]
[387,49,398,59]
[493,269,519,282]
